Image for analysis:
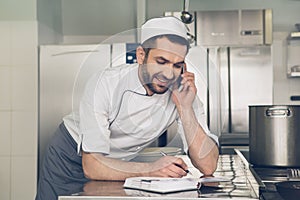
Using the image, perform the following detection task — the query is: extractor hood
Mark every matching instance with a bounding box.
[196,9,273,46]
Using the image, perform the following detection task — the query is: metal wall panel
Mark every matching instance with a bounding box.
[215,46,273,133]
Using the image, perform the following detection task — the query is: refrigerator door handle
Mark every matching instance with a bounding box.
[52,50,100,56]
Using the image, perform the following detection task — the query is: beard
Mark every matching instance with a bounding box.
[141,63,171,95]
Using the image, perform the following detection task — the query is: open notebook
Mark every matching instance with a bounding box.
[123,176,230,194]
[123,177,200,193]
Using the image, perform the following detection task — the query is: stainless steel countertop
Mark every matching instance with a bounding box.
[59,153,259,200]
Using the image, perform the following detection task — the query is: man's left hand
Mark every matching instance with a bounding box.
[171,70,197,114]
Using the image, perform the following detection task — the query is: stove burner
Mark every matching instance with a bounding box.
[239,150,300,199]
[253,168,289,181]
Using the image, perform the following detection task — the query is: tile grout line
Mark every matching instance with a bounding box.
[9,21,12,200]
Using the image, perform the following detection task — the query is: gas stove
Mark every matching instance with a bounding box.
[238,150,299,200]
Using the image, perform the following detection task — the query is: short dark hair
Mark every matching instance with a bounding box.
[141,34,190,61]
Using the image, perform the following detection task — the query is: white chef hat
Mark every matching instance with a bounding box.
[140,16,188,44]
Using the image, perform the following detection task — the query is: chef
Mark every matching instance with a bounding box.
[36,16,219,200]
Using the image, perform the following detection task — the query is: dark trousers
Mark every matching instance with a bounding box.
[35,123,89,200]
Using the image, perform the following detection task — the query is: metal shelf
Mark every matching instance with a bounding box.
[288,71,300,77]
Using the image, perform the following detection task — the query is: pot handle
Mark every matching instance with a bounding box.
[266,107,291,117]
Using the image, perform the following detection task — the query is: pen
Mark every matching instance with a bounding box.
[141,179,160,183]
[160,151,192,175]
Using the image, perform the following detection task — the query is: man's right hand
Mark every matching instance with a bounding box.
[149,156,189,178]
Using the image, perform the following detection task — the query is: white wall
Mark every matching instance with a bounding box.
[0,1,38,200]
[0,0,63,199]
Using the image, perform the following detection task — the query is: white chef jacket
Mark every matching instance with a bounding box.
[63,63,218,161]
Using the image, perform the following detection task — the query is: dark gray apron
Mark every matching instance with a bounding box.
[35,123,89,200]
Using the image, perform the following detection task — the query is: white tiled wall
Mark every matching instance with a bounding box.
[0,157,10,200]
[0,20,37,200]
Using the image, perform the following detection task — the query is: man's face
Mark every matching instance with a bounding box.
[140,37,187,95]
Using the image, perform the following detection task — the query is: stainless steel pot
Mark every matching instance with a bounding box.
[249,105,300,167]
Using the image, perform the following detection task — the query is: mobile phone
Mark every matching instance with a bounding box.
[177,65,185,92]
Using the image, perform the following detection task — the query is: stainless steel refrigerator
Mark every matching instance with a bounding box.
[185,46,273,135]
[38,44,111,174]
